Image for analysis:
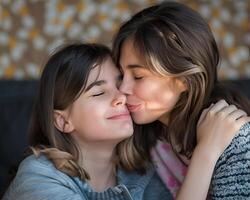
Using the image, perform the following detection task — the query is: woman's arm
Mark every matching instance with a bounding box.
[176,144,217,200]
[176,100,250,200]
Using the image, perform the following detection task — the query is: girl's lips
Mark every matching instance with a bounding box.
[127,104,141,112]
[107,112,131,120]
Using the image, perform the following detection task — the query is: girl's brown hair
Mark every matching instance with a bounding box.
[112,1,250,158]
[29,43,148,180]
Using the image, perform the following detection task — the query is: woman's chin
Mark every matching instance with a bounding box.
[131,113,157,124]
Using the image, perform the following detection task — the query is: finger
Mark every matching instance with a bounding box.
[197,103,214,126]
[209,99,229,114]
[236,116,250,130]
[229,109,247,121]
[218,104,238,116]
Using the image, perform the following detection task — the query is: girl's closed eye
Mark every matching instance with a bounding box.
[91,92,105,97]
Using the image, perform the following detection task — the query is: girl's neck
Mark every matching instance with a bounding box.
[78,142,117,192]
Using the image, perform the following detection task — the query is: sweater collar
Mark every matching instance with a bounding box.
[117,166,155,199]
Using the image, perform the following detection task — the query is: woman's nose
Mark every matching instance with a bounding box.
[119,76,132,95]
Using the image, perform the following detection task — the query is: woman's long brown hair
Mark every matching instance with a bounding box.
[112,1,250,158]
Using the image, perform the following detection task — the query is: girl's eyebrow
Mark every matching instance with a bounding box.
[85,80,106,92]
[86,74,121,91]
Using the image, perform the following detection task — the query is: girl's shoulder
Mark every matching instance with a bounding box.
[16,154,62,177]
[9,154,73,188]
[3,155,85,200]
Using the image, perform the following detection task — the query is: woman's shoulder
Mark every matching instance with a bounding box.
[215,122,250,169]
[219,122,250,161]
[210,122,250,198]
[234,121,250,142]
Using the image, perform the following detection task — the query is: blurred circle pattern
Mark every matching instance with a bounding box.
[0,0,249,80]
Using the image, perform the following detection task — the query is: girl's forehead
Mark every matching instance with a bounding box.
[86,58,120,84]
[86,64,102,84]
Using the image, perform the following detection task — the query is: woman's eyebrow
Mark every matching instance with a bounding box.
[85,80,106,92]
[127,64,145,69]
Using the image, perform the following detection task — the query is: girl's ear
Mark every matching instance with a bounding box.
[53,110,74,133]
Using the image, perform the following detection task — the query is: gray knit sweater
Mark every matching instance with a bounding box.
[3,155,172,200]
[210,122,250,199]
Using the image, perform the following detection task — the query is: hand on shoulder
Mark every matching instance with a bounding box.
[196,99,250,160]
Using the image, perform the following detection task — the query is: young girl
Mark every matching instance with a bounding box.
[112,1,250,199]
[3,43,172,200]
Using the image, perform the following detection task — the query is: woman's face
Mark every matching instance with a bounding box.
[67,57,133,143]
[119,39,187,124]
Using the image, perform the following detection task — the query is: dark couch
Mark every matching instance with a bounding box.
[0,79,250,193]
[0,81,38,193]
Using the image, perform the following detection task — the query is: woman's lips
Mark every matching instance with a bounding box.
[127,104,141,112]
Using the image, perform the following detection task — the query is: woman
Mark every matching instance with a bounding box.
[112,1,250,199]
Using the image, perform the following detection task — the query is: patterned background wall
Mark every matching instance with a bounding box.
[0,0,249,80]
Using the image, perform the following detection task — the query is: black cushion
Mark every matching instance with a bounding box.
[0,80,38,192]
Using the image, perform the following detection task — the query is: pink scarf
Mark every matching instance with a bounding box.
[151,141,188,198]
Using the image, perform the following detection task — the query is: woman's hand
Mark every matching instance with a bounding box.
[196,99,250,159]
[177,100,249,200]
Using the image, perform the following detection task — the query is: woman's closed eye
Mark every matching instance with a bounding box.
[133,71,145,80]
[134,76,144,80]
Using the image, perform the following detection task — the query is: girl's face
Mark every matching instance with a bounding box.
[119,39,187,124]
[67,57,133,143]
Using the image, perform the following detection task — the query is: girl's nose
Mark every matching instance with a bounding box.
[111,91,127,107]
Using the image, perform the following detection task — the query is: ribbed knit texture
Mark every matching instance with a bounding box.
[210,123,250,199]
